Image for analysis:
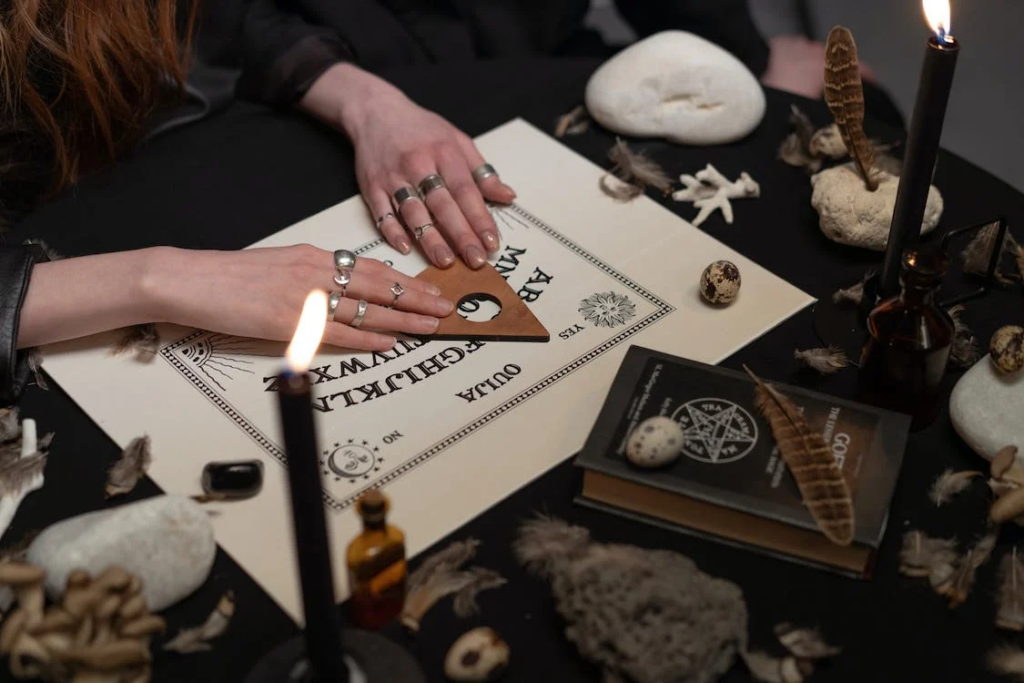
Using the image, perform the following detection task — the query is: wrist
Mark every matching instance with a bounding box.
[299,62,407,138]
[135,246,181,324]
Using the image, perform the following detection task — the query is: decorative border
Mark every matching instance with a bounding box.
[161,203,673,510]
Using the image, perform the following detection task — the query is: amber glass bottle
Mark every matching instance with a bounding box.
[857,250,954,430]
[346,490,407,630]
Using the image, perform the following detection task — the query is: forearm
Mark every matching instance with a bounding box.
[17,248,166,348]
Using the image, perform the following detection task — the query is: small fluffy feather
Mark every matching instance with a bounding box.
[774,623,841,660]
[105,435,152,498]
[832,270,876,306]
[741,651,812,683]
[451,567,507,617]
[164,591,235,654]
[960,222,1019,284]
[112,323,159,362]
[793,346,849,374]
[929,469,981,506]
[555,105,590,137]
[23,239,62,262]
[937,533,998,608]
[0,408,20,444]
[899,531,957,579]
[26,349,47,390]
[778,105,822,174]
[599,138,673,203]
[946,305,979,369]
[997,548,1024,631]
[988,643,1024,680]
[599,174,643,202]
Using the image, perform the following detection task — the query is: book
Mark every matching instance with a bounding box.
[574,345,911,578]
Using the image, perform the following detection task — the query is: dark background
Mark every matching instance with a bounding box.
[7,58,1024,681]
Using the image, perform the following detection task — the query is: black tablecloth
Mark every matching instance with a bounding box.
[8,59,1024,682]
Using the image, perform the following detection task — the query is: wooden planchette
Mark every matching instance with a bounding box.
[414,260,550,342]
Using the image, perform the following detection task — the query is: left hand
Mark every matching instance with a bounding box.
[761,35,876,100]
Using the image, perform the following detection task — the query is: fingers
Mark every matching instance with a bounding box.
[437,152,501,256]
[421,169,488,269]
[454,133,516,205]
[353,257,441,297]
[323,322,396,353]
[366,188,410,254]
[344,272,453,317]
[392,176,456,269]
[333,298,439,335]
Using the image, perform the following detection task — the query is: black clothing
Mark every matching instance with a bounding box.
[0,244,48,405]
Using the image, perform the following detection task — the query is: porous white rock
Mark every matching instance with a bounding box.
[810,164,943,251]
[584,31,766,145]
[27,495,215,611]
[626,417,685,468]
[950,355,1024,461]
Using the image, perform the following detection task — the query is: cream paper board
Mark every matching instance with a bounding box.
[40,119,814,622]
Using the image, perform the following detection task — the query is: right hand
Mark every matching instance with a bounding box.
[148,245,454,352]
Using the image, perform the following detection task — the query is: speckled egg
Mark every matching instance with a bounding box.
[700,260,741,305]
[990,325,1024,374]
[626,416,685,468]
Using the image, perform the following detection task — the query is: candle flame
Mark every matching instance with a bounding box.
[285,290,329,373]
[923,0,951,41]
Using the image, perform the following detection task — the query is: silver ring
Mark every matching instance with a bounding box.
[327,292,342,321]
[417,174,447,197]
[393,186,421,208]
[472,163,497,183]
[389,283,405,309]
[375,212,395,231]
[334,249,357,270]
[333,268,351,296]
[350,299,368,328]
[412,223,435,240]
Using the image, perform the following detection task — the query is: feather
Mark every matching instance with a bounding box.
[23,239,62,261]
[831,269,876,306]
[774,623,842,659]
[105,436,152,498]
[741,651,813,683]
[997,548,1024,631]
[779,106,822,173]
[0,409,20,444]
[513,514,592,578]
[112,323,159,362]
[603,138,673,198]
[960,221,1020,283]
[25,349,47,391]
[793,346,849,375]
[946,305,980,369]
[929,469,982,506]
[936,533,997,607]
[899,531,957,580]
[163,591,235,654]
[1013,243,1024,283]
[824,27,877,191]
[0,453,47,498]
[743,366,854,545]
[599,174,643,202]
[988,643,1024,681]
[555,105,590,138]
[402,538,506,632]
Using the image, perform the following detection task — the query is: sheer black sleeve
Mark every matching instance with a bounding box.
[613,0,770,76]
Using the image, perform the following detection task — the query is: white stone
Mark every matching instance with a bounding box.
[626,417,685,468]
[950,355,1024,461]
[584,31,766,145]
[810,164,943,251]
[27,495,215,612]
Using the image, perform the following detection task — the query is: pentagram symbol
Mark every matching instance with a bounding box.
[671,398,758,464]
[321,439,382,482]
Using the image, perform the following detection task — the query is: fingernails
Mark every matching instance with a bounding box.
[397,238,412,255]
[425,283,442,296]
[380,336,397,349]
[465,245,486,269]
[437,298,455,315]
[481,232,499,252]
[434,247,455,267]
[421,316,440,331]
[503,183,517,199]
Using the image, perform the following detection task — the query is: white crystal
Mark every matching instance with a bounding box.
[27,495,215,611]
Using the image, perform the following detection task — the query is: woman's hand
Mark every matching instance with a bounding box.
[150,245,454,351]
[299,63,516,270]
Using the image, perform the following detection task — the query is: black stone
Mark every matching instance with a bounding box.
[202,460,264,499]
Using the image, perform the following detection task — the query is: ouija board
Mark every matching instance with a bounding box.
[40,119,814,621]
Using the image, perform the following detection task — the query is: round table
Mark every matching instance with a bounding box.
[10,59,1024,682]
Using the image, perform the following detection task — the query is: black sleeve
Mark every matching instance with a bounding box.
[236,0,354,105]
[0,244,49,406]
[613,0,770,76]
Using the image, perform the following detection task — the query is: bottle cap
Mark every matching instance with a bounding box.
[356,489,389,523]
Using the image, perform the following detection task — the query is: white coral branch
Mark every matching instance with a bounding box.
[671,164,760,227]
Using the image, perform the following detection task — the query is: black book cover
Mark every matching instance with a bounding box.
[575,346,911,548]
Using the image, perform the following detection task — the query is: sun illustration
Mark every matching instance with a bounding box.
[579,292,637,328]
[178,333,272,391]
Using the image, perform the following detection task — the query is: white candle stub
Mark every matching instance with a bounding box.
[20,418,37,458]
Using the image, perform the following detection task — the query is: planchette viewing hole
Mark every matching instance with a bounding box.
[456,293,503,322]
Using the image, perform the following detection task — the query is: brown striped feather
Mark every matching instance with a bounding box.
[824,26,877,190]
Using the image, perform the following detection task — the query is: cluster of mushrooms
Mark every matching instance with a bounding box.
[0,562,162,682]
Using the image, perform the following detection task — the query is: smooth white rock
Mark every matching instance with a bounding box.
[626,417,685,468]
[584,31,766,145]
[27,495,215,611]
[950,354,1024,461]
[810,164,942,251]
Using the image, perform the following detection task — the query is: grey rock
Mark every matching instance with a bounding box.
[950,354,1024,461]
[27,495,215,611]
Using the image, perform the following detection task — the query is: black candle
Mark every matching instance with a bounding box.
[881,0,959,296]
[279,291,349,682]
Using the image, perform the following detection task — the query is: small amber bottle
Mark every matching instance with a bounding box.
[346,490,407,630]
[857,249,954,430]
